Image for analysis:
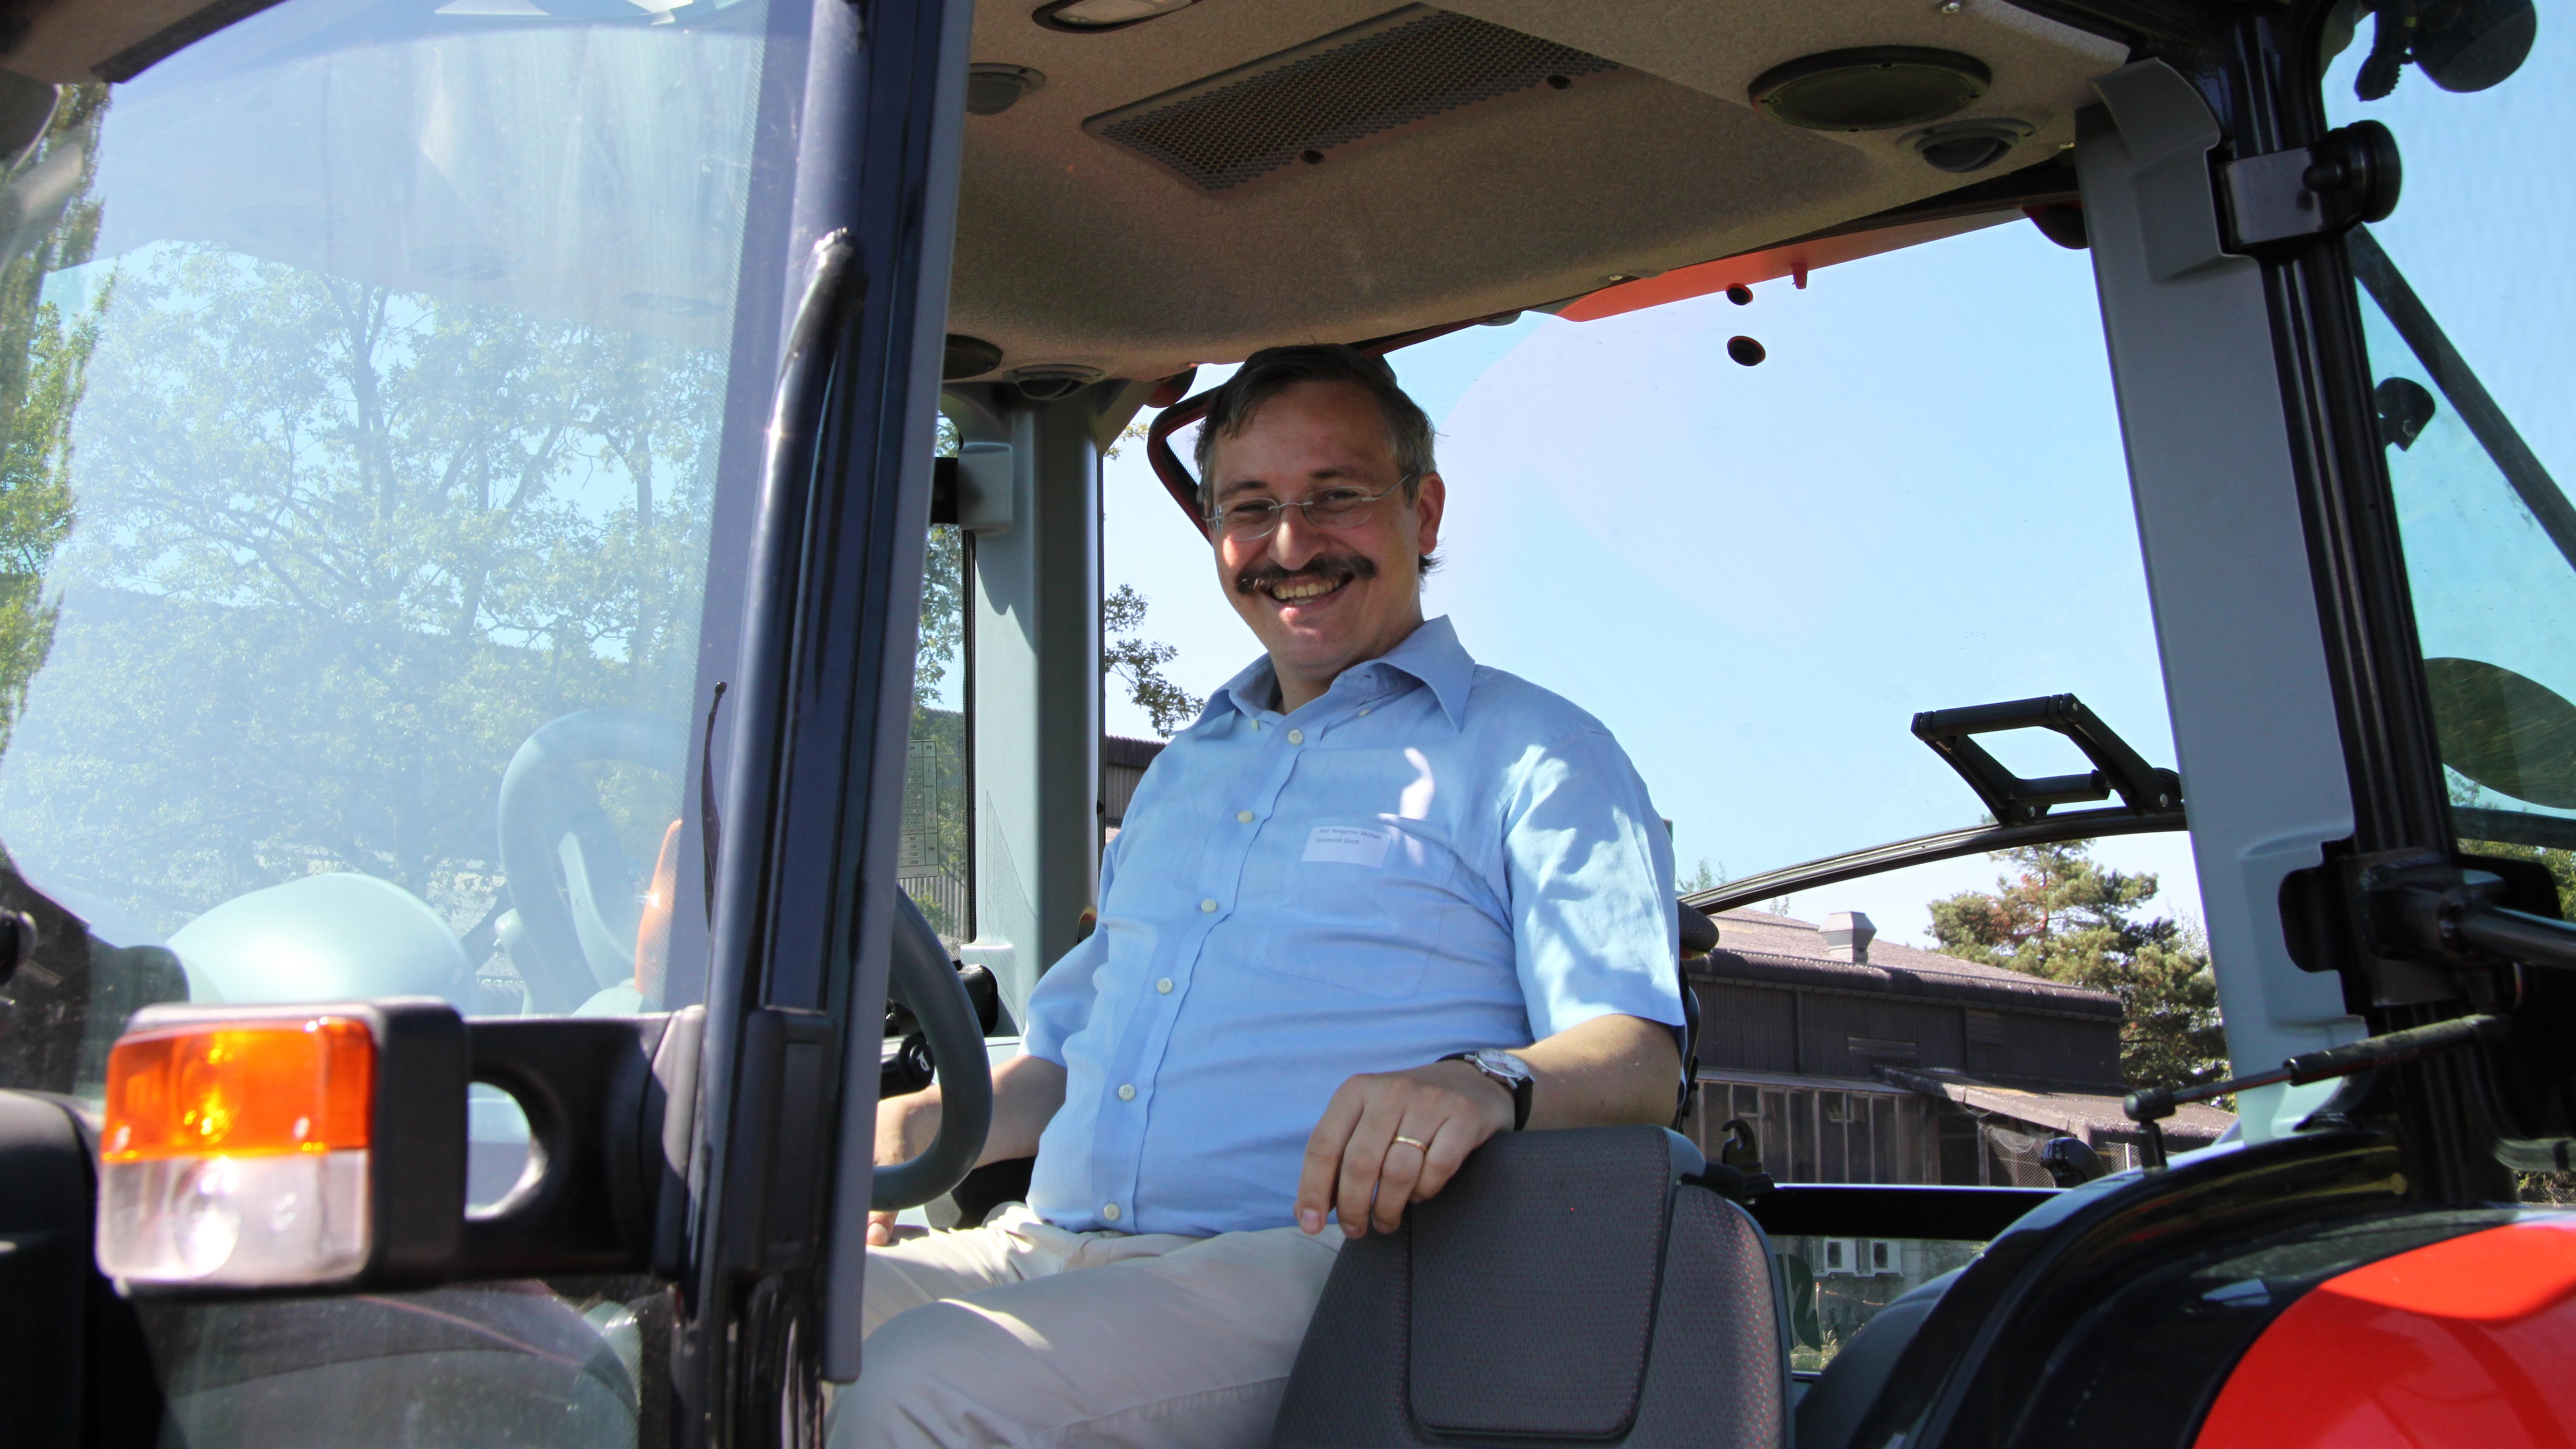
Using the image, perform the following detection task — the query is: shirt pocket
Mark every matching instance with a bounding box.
[1253,817,1457,1000]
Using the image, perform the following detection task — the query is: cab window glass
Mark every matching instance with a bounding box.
[0,2,774,1108]
[1111,220,2191,958]
[0,2,786,1442]
[2325,12,2576,902]
[905,418,970,938]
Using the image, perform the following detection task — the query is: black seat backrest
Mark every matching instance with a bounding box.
[1271,1125,1791,1449]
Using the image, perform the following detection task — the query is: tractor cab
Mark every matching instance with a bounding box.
[0,1,2571,1447]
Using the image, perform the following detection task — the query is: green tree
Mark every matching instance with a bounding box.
[1678,858,1722,895]
[1104,583,1201,737]
[919,415,965,700]
[0,241,723,938]
[2456,836,2576,917]
[1930,841,2227,1089]
[0,85,109,756]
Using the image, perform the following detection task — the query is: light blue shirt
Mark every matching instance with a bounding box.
[1022,616,1683,1236]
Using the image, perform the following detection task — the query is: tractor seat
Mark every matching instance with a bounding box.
[1270,1123,1790,1449]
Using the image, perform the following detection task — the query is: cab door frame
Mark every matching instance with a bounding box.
[2054,0,2510,1191]
[678,0,974,1439]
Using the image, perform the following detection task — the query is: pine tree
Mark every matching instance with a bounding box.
[1929,841,2227,1089]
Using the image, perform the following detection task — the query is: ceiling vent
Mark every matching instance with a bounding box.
[1085,5,1622,195]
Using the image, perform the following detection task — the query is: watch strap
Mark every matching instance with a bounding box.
[1441,1050,1532,1131]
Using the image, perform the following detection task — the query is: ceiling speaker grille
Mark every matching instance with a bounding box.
[1087,6,1621,194]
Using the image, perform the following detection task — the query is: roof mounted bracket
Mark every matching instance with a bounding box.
[1911,694,2182,826]
[2219,121,2402,252]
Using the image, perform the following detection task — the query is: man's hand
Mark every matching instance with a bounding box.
[866,1089,937,1247]
[865,1053,1068,1247]
[1294,1013,1681,1238]
[1295,1059,1514,1237]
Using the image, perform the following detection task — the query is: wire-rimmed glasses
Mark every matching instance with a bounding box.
[1203,476,1414,542]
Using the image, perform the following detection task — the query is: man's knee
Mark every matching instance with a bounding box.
[830,1236,1331,1449]
[832,1299,1048,1449]
[856,1225,1030,1339]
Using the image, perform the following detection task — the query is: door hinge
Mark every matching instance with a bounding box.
[2284,846,2576,1008]
[2219,121,2402,251]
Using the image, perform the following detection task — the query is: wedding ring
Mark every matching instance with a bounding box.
[1391,1135,1431,1151]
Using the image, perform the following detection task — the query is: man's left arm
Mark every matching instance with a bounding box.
[1294,1011,1678,1236]
[1296,726,1685,1238]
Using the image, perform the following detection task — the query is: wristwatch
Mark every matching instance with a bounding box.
[1440,1048,1534,1131]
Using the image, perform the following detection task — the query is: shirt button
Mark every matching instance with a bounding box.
[1201,898,1218,912]
[1118,1084,1137,1101]
[1102,1203,1123,1222]
[1358,707,1371,717]
[1237,810,1253,823]
[1156,978,1173,994]
[1288,729,1305,744]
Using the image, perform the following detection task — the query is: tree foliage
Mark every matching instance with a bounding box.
[1929,841,2227,1089]
[0,237,723,938]
[1104,582,1201,737]
[919,415,964,701]
[2459,836,2576,917]
[0,85,109,758]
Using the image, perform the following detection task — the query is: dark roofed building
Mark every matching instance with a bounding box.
[1102,734,1162,837]
[1682,908,2234,1187]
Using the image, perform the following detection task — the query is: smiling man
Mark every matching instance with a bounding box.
[835,345,1686,1449]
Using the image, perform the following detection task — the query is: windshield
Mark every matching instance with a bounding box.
[1111,221,2195,952]
[2325,10,2576,903]
[0,0,777,1102]
[1103,208,2221,1269]
[0,1,793,1442]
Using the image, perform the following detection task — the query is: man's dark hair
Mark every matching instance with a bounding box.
[1193,343,1438,513]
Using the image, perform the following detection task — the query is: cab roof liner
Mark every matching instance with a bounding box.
[949,0,2127,385]
[0,0,275,84]
[0,0,2130,385]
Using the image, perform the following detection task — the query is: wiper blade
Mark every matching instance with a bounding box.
[1688,805,2183,917]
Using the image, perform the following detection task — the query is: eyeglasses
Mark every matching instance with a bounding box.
[1204,476,1412,542]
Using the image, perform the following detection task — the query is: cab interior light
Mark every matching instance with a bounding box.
[96,999,466,1292]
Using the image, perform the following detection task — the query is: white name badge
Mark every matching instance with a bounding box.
[1303,824,1394,867]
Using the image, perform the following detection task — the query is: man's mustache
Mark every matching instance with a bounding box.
[1235,554,1377,597]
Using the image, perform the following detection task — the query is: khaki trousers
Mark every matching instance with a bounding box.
[828,1205,1344,1449]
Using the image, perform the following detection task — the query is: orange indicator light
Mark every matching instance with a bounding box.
[104,1017,373,1162]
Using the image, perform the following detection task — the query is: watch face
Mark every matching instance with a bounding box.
[1472,1048,1533,1085]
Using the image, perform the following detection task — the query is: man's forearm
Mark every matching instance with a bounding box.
[885,1052,1068,1167]
[1512,1012,1681,1130]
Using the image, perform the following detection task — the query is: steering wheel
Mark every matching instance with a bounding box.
[497,709,688,1012]
[874,889,994,1210]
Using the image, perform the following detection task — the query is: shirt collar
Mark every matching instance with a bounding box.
[1196,616,1475,731]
